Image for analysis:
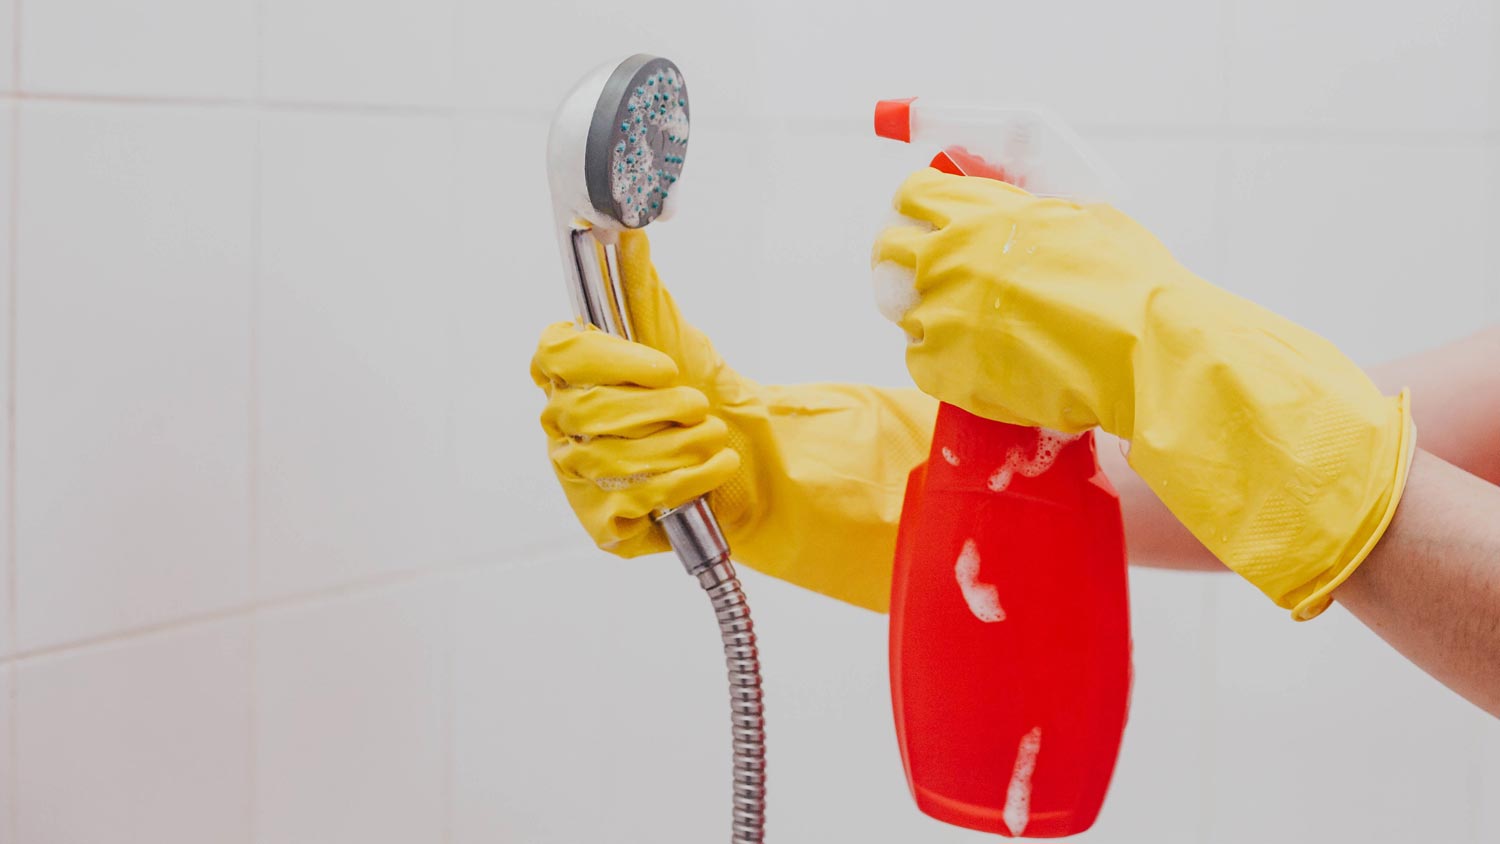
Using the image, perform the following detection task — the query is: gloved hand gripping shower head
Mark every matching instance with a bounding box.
[546,55,767,843]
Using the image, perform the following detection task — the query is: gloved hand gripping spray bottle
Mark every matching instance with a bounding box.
[547,55,766,843]
[876,99,1132,838]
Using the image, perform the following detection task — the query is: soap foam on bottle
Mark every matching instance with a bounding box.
[987,429,1082,492]
[941,446,960,466]
[954,538,1005,623]
[1003,727,1043,836]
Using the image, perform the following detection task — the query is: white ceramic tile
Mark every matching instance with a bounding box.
[14,103,253,651]
[1490,152,1500,324]
[741,0,1226,130]
[1221,140,1491,368]
[451,546,988,844]
[257,111,457,597]
[1481,716,1500,841]
[14,620,252,843]
[1088,134,1225,280]
[1228,0,1491,132]
[1073,570,1215,843]
[255,581,448,844]
[448,553,633,843]
[1208,579,1485,843]
[752,124,918,388]
[448,114,579,560]
[0,0,13,92]
[0,106,11,659]
[0,666,12,840]
[20,0,254,98]
[261,0,453,106]
[452,0,762,128]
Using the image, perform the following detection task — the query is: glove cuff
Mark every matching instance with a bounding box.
[1286,389,1416,620]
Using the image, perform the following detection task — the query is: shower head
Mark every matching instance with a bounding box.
[547,54,690,231]
[548,54,691,337]
[542,57,766,844]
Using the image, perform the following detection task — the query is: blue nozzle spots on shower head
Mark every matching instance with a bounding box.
[584,54,691,228]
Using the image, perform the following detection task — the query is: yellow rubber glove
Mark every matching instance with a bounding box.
[533,230,935,612]
[873,169,1415,620]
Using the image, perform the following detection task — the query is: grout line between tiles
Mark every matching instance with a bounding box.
[0,539,583,666]
[247,1,263,828]
[10,88,548,120]
[4,89,14,662]
[441,7,460,840]
[4,65,17,844]
[2,90,1500,149]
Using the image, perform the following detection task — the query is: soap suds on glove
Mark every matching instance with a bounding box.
[871,261,919,326]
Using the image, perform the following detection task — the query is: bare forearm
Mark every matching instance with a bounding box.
[1333,450,1500,716]
[1369,326,1500,485]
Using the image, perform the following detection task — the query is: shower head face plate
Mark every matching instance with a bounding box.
[585,54,689,229]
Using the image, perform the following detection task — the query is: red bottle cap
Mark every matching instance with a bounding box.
[874,97,917,142]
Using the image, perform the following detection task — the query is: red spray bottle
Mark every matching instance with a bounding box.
[877,98,1133,838]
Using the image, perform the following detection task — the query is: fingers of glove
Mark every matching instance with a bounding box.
[553,475,667,558]
[531,322,680,390]
[903,317,1098,433]
[543,384,710,440]
[871,221,931,270]
[551,415,731,480]
[891,167,1035,228]
[600,448,742,522]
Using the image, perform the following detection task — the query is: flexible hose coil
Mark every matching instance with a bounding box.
[699,563,766,842]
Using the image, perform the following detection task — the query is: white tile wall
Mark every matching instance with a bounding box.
[449,553,635,843]
[19,0,255,99]
[260,0,454,106]
[1481,718,1500,840]
[1209,580,1490,843]
[1228,0,1493,132]
[13,103,254,651]
[448,114,578,560]
[1221,139,1493,367]
[1077,570,1217,844]
[452,0,763,127]
[0,0,13,92]
[254,582,448,844]
[257,111,456,598]
[0,3,1497,843]
[0,666,12,841]
[13,620,252,844]
[1089,135,1226,279]
[745,124,919,387]
[0,105,11,660]
[744,0,1228,131]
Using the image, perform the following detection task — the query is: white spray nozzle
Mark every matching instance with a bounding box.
[874,97,1122,203]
